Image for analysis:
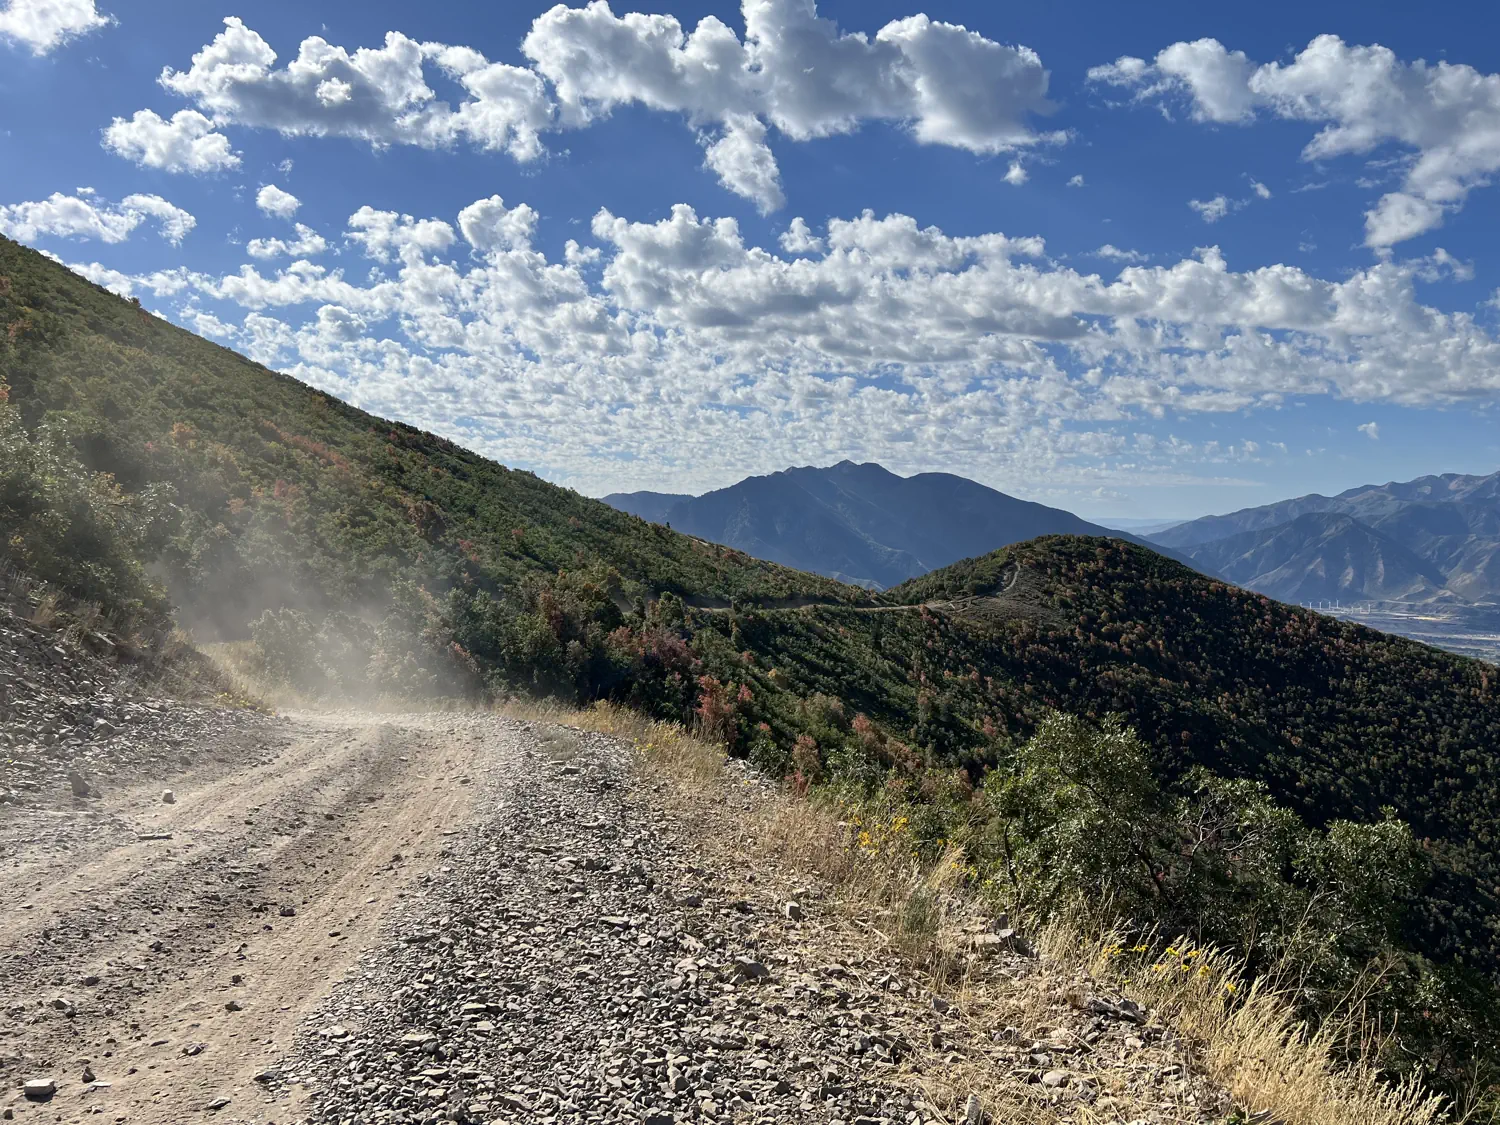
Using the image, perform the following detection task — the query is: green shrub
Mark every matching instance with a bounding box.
[0,391,173,633]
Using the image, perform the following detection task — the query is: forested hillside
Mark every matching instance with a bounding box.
[7,236,1500,1099]
[0,237,857,638]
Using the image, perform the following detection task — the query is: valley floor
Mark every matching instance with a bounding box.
[0,706,1235,1124]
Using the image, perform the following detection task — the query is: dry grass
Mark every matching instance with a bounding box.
[1055,929,1447,1125]
[535,701,1451,1125]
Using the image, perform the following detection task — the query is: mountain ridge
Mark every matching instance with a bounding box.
[1152,469,1500,608]
[609,460,1153,589]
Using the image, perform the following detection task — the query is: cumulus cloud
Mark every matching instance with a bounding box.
[703,114,784,213]
[1093,244,1149,263]
[125,2,1057,207]
[1003,161,1028,186]
[87,195,1500,499]
[256,184,300,219]
[1189,194,1232,223]
[102,109,239,173]
[778,216,823,254]
[523,0,1057,204]
[0,0,110,55]
[346,206,456,263]
[1090,34,1500,248]
[0,191,195,245]
[1358,421,1379,439]
[155,17,553,161]
[457,194,538,253]
[1067,174,1084,187]
[246,223,327,259]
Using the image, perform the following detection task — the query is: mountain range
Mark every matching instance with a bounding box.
[10,232,1500,1084]
[607,463,1141,589]
[1150,471,1500,605]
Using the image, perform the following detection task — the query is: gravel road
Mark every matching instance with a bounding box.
[0,712,939,1125]
[3,706,1227,1125]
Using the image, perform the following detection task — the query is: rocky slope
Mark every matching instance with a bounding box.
[0,581,275,810]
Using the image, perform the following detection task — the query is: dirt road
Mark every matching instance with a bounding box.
[2,708,1226,1125]
[0,713,488,1124]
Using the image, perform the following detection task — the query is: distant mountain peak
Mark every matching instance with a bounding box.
[1154,467,1500,608]
[607,462,1169,590]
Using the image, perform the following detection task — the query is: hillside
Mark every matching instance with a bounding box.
[1152,470,1500,551]
[601,489,690,526]
[7,236,1500,1093]
[607,460,1130,588]
[676,536,1500,1064]
[0,235,860,647]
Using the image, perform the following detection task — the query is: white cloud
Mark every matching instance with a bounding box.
[256,184,301,219]
[457,195,538,253]
[157,17,553,160]
[346,206,456,263]
[102,109,239,173]
[0,191,195,245]
[1093,244,1149,263]
[246,223,328,259]
[0,0,110,55]
[778,216,823,254]
[131,3,1058,210]
[1358,421,1379,440]
[86,196,1500,501]
[1189,195,1232,223]
[1249,178,1271,199]
[1090,34,1500,248]
[703,114,784,213]
[1067,174,1084,187]
[1003,161,1028,187]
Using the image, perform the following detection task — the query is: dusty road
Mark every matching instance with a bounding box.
[0,713,489,1123]
[2,708,1225,1125]
[0,712,942,1125]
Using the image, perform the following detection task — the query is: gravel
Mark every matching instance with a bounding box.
[278,720,937,1125]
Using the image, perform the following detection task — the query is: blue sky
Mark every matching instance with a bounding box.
[3,0,1500,520]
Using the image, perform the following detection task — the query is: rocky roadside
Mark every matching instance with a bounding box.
[0,599,276,810]
[276,716,1233,1125]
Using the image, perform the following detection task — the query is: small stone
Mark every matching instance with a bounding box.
[963,1093,982,1125]
[1041,1070,1069,1089]
[930,995,950,1014]
[731,956,770,981]
[225,999,243,1012]
[206,1096,230,1111]
[23,1078,57,1101]
[82,1065,96,1083]
[69,771,90,797]
[783,901,803,921]
[161,789,176,804]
